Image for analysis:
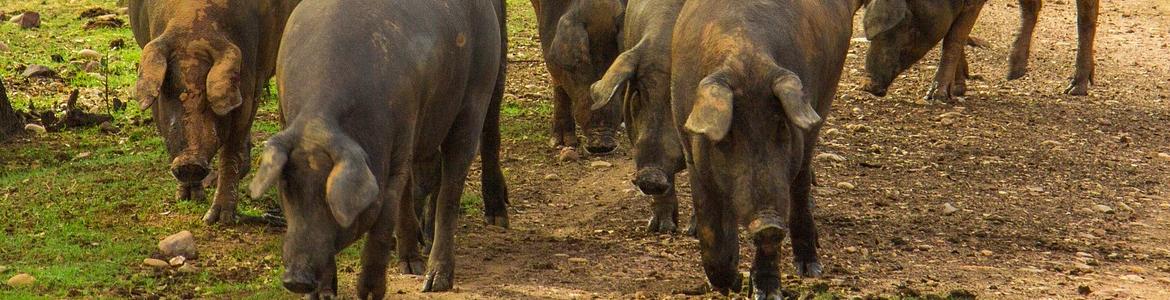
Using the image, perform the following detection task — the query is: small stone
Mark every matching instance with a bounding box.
[116,7,129,15]
[568,257,589,264]
[177,264,198,274]
[815,153,846,163]
[590,161,613,168]
[1120,274,1145,282]
[1092,204,1114,214]
[143,258,169,268]
[1126,266,1147,274]
[21,65,57,78]
[24,124,46,134]
[979,250,993,256]
[1119,202,1133,211]
[557,147,580,161]
[75,152,92,159]
[1076,252,1093,258]
[6,273,34,287]
[543,174,560,181]
[942,203,959,215]
[0,41,8,52]
[77,49,102,60]
[1158,153,1170,162]
[158,230,197,258]
[1072,262,1094,271]
[845,124,872,133]
[168,256,186,267]
[836,182,855,190]
[11,12,40,29]
[1077,285,1092,296]
[844,246,858,253]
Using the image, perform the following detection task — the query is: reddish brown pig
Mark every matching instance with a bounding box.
[1009,0,1099,95]
[672,0,862,297]
[129,0,299,224]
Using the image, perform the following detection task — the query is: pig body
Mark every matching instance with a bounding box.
[1009,0,1099,95]
[671,0,861,297]
[248,0,507,297]
[590,0,687,233]
[532,0,626,154]
[860,0,987,101]
[129,0,300,224]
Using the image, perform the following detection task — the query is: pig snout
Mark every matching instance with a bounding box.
[585,130,618,155]
[170,155,210,183]
[861,76,889,97]
[281,268,318,294]
[633,167,671,196]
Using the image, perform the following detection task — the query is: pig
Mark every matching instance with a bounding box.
[589,0,687,233]
[671,0,863,297]
[532,0,626,154]
[1008,0,1099,95]
[860,0,988,101]
[247,0,508,297]
[129,0,300,224]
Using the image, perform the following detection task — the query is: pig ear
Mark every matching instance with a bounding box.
[206,43,244,116]
[136,37,171,110]
[685,75,734,141]
[772,73,822,130]
[589,47,640,110]
[249,137,290,199]
[324,135,379,228]
[864,0,909,39]
[549,17,591,70]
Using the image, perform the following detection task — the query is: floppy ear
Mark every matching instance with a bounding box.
[685,75,735,141]
[589,47,640,110]
[864,0,909,39]
[249,137,290,199]
[206,43,244,116]
[136,37,171,110]
[324,135,379,228]
[549,17,591,70]
[772,73,822,130]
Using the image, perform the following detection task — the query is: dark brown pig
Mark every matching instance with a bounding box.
[129,0,299,224]
[590,0,687,233]
[532,0,626,154]
[1008,0,1099,95]
[671,0,862,297]
[248,0,507,297]
[860,0,987,101]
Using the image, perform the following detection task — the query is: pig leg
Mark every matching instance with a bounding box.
[203,123,251,225]
[1065,0,1098,96]
[647,187,680,233]
[693,180,741,294]
[789,150,822,277]
[926,4,985,102]
[396,175,426,275]
[750,210,786,300]
[1009,0,1042,80]
[176,182,205,202]
[481,60,510,228]
[422,112,485,292]
[306,258,338,300]
[551,85,579,148]
[412,156,441,256]
[358,195,397,299]
[952,52,969,97]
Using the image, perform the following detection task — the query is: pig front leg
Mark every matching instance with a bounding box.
[176,182,206,202]
[396,175,426,275]
[647,189,680,233]
[750,211,786,300]
[422,115,484,292]
[203,123,249,225]
[693,181,741,294]
[1065,0,1098,96]
[1009,0,1043,81]
[926,4,986,102]
[358,197,397,299]
[550,85,580,149]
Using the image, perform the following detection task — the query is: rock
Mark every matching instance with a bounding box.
[557,147,580,161]
[845,124,872,133]
[6,273,34,287]
[844,246,858,253]
[590,161,613,168]
[116,7,129,15]
[815,153,846,163]
[24,124,47,134]
[1126,266,1147,274]
[1071,262,1094,271]
[1092,204,1114,214]
[11,12,40,29]
[979,250,994,256]
[169,256,186,267]
[75,152,92,159]
[0,41,8,52]
[836,182,855,190]
[143,258,169,268]
[1119,202,1133,211]
[77,49,102,60]
[942,203,959,215]
[1120,274,1145,282]
[543,174,560,181]
[177,264,198,274]
[21,65,57,78]
[1158,153,1170,162]
[1077,285,1092,296]
[158,230,197,258]
[568,257,589,264]
[1075,252,1093,258]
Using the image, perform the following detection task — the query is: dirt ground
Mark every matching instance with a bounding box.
[374,1,1170,299]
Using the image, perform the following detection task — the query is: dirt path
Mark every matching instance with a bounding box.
[370,1,1170,299]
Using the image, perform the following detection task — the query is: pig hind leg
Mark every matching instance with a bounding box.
[422,104,489,292]
[481,60,510,228]
[1009,0,1042,80]
[1065,0,1098,96]
[789,151,822,278]
[397,170,429,275]
[926,4,986,101]
[550,86,579,148]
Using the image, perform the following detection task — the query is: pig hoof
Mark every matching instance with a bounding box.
[202,206,239,225]
[1007,68,1028,81]
[794,260,823,278]
[751,287,783,300]
[398,259,425,275]
[1064,81,1090,96]
[485,214,510,229]
[176,184,206,202]
[685,224,698,238]
[646,215,678,234]
[421,268,454,292]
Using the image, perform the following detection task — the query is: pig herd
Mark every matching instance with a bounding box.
[127,0,1098,298]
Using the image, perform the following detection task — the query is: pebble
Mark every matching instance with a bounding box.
[21,65,56,78]
[6,273,34,287]
[1126,266,1147,274]
[1118,202,1133,211]
[77,49,102,60]
[942,203,959,215]
[979,250,994,256]
[557,147,580,161]
[844,246,858,253]
[815,153,846,163]
[1077,285,1092,296]
[11,12,40,29]
[845,124,872,133]
[24,124,46,134]
[1092,204,1114,214]
[177,264,198,274]
[1120,274,1145,282]
[0,41,7,52]
[158,230,197,258]
[543,173,560,181]
[836,182,855,190]
[590,161,613,168]
[1075,252,1093,258]
[568,257,589,264]
[75,152,92,159]
[1158,153,1170,162]
[143,258,169,268]
[1072,262,1094,271]
[168,256,186,267]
